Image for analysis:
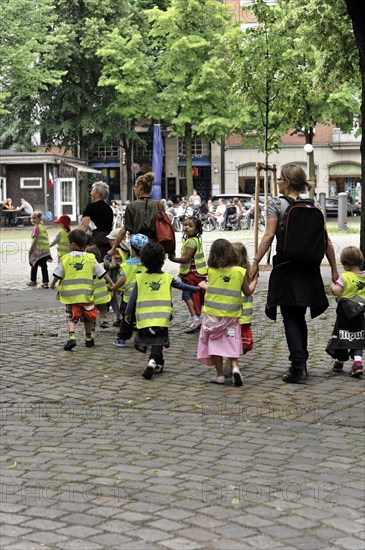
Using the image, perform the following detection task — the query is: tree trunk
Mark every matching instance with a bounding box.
[185,123,193,198]
[345,0,365,263]
[79,137,89,212]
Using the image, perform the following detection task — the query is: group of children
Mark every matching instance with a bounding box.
[26,212,364,383]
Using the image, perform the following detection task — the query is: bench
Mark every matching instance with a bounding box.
[0,211,31,227]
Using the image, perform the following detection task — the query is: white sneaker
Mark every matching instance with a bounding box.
[210,376,225,385]
[148,359,157,368]
[232,368,243,387]
[185,319,202,333]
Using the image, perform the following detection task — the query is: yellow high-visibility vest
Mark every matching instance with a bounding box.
[179,237,207,276]
[341,272,365,302]
[57,228,70,257]
[58,253,95,304]
[239,295,253,324]
[93,263,111,305]
[121,261,146,303]
[136,272,173,328]
[203,266,246,318]
[35,224,50,253]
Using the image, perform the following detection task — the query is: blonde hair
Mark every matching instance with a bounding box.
[232,242,250,282]
[281,164,311,192]
[31,211,43,222]
[340,246,364,269]
[136,172,155,195]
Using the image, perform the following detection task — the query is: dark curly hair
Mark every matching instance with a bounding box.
[183,216,203,241]
[208,239,237,268]
[140,242,166,273]
[68,229,88,250]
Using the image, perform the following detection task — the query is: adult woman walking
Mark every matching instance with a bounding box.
[251,164,339,383]
[80,181,113,258]
[109,172,159,255]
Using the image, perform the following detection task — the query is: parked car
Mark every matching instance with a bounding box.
[325,198,354,217]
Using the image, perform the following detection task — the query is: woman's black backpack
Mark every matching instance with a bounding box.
[277,196,327,263]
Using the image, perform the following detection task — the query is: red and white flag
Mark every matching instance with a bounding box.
[48,172,54,189]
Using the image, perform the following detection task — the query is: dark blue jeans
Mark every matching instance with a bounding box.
[280,306,308,370]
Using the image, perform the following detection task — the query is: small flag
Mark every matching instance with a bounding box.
[48,172,54,189]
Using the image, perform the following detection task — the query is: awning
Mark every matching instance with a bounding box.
[65,162,101,174]
[178,157,211,167]
[90,161,120,169]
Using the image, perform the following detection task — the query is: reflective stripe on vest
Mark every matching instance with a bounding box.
[93,264,111,304]
[136,272,173,328]
[122,262,146,303]
[203,266,246,318]
[179,237,207,276]
[35,224,50,252]
[341,272,365,302]
[58,253,95,304]
[239,295,253,324]
[57,229,70,257]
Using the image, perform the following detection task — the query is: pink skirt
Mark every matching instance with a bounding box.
[197,315,242,366]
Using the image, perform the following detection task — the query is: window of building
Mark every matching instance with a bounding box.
[91,143,120,159]
[179,137,210,158]
[20,177,42,189]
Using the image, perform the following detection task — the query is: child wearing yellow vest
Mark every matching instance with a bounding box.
[232,242,254,354]
[85,245,113,329]
[111,233,148,347]
[169,217,207,333]
[50,215,71,262]
[103,228,131,327]
[26,211,52,288]
[197,239,257,387]
[50,229,113,351]
[125,242,200,380]
[327,246,365,377]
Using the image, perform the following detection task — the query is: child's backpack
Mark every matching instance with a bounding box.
[277,196,327,263]
[155,202,176,255]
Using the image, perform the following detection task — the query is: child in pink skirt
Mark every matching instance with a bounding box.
[197,239,257,386]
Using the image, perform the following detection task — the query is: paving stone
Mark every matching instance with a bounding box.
[160,538,203,550]
[332,536,365,550]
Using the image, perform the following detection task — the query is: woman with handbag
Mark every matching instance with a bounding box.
[108,172,159,256]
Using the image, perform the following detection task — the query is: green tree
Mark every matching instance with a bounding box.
[38,0,145,209]
[276,0,360,197]
[344,0,364,260]
[147,0,241,197]
[0,0,64,150]
[231,0,297,200]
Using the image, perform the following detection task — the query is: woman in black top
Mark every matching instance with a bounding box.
[80,181,113,258]
[251,164,339,383]
[109,172,159,255]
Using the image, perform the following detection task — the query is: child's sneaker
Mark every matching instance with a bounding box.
[232,367,243,387]
[154,364,164,374]
[142,359,156,380]
[64,339,76,351]
[210,375,225,385]
[26,281,37,287]
[348,361,363,378]
[113,338,126,347]
[332,361,344,372]
[85,338,95,348]
[41,283,49,289]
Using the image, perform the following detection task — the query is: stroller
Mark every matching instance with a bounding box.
[223,205,240,231]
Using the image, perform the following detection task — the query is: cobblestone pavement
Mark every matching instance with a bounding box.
[1,227,364,550]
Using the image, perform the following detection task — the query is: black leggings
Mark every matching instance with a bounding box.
[30,257,49,284]
[280,305,308,369]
